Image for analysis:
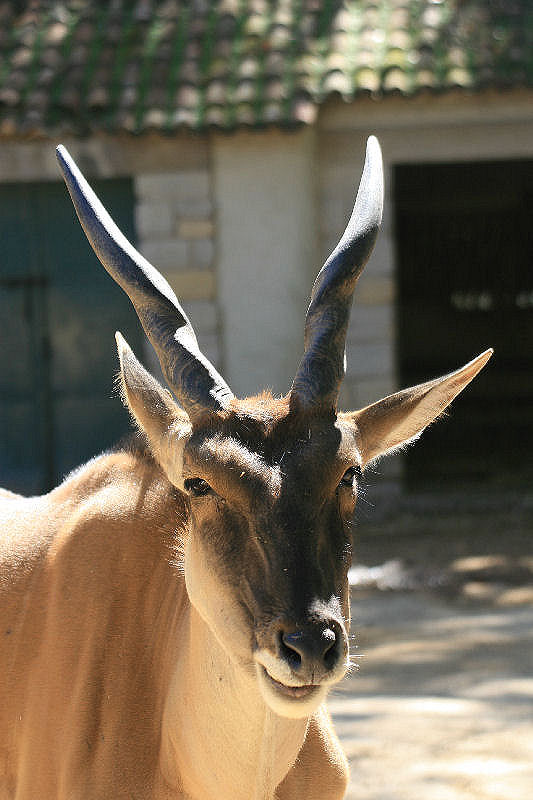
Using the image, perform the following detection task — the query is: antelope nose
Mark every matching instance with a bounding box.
[280,625,339,672]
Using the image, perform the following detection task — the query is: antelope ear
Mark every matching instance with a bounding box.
[346,350,493,467]
[115,332,192,484]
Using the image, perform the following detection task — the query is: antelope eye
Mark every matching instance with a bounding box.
[339,466,357,488]
[184,477,212,497]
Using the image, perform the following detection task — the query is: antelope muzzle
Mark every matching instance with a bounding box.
[254,603,349,718]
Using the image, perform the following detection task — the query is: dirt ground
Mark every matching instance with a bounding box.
[330,502,533,800]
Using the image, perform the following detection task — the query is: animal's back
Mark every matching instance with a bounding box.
[0,444,189,799]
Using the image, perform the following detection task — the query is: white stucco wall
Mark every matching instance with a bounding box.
[212,127,318,398]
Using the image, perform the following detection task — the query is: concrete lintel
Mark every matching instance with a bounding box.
[0,132,208,183]
[319,89,533,133]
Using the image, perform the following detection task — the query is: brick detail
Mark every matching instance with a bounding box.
[142,239,189,271]
[345,343,394,381]
[354,276,395,306]
[347,304,393,345]
[134,168,220,369]
[166,269,216,301]
[135,203,174,238]
[178,219,215,239]
[137,171,212,217]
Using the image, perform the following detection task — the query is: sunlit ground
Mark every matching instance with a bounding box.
[330,507,533,800]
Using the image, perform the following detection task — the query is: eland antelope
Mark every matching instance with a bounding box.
[0,137,491,800]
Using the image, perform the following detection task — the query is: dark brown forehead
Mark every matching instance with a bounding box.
[192,394,349,452]
[184,394,359,495]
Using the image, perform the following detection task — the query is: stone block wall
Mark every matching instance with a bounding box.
[134,164,220,373]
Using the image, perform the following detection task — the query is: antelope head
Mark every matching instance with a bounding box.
[56,139,491,719]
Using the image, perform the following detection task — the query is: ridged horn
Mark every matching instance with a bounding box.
[56,145,233,421]
[291,136,384,410]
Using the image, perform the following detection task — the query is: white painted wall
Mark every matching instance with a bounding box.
[212,128,318,397]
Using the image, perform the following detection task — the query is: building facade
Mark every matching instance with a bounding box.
[1,2,532,495]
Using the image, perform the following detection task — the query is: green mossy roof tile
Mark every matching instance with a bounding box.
[1,0,533,136]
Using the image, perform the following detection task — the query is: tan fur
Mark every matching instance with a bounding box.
[0,447,347,800]
[0,338,491,799]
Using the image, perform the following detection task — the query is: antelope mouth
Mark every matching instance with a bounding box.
[260,666,319,700]
[255,661,329,717]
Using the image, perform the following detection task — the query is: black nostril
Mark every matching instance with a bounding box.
[279,630,303,669]
[322,627,338,669]
[279,626,339,671]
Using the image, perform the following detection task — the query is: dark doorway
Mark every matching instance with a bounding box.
[0,178,143,495]
[395,159,533,491]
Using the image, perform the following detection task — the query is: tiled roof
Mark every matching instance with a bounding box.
[1,0,532,136]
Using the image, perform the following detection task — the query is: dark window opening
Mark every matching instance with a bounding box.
[395,159,533,491]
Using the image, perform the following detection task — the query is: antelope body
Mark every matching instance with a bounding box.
[0,138,491,799]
